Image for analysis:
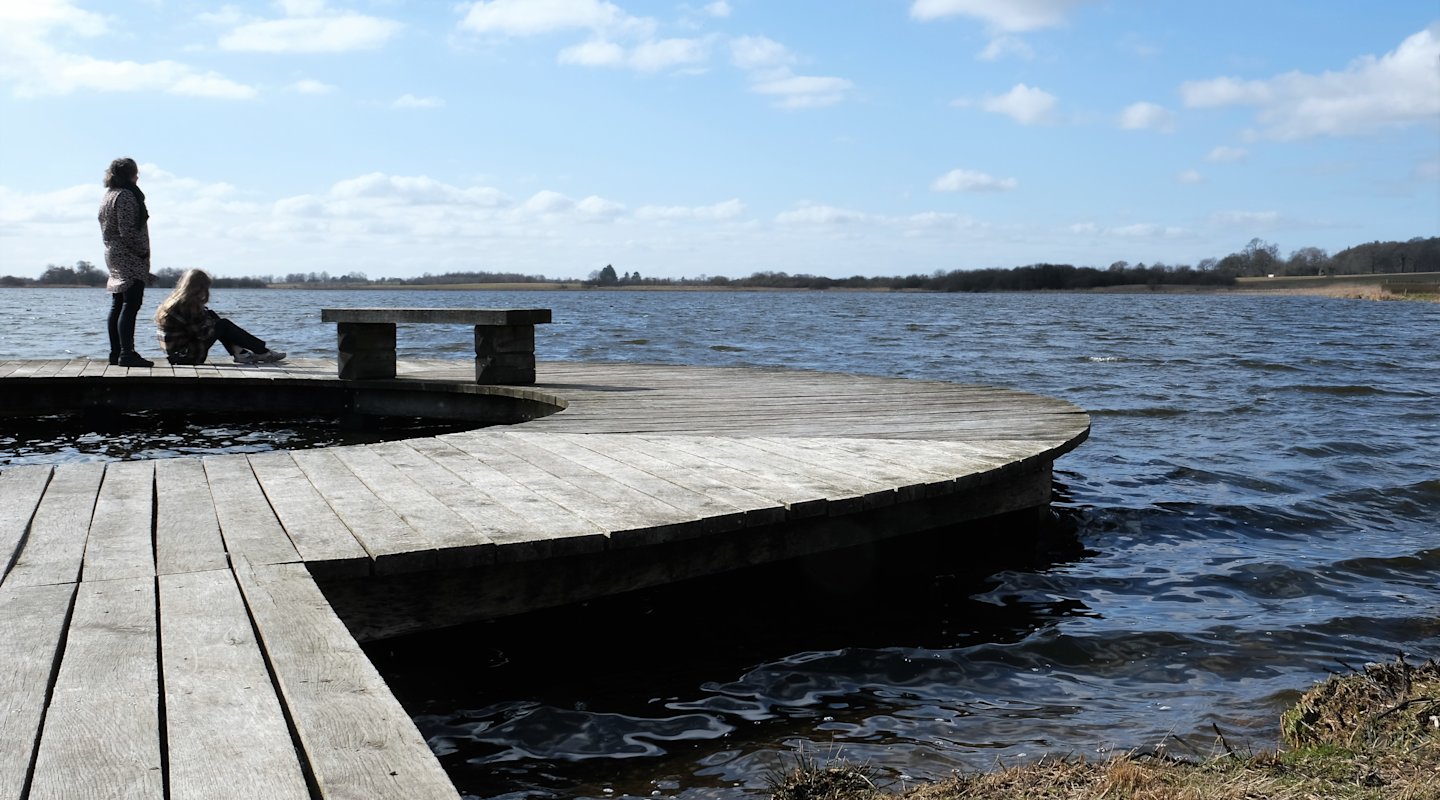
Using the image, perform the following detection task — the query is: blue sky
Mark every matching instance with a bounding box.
[1,0,1437,280]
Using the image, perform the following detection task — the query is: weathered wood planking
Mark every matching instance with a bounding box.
[29,577,162,800]
[159,569,309,800]
[2,463,104,589]
[81,460,156,582]
[0,465,51,580]
[0,582,75,800]
[2,356,1090,800]
[155,458,229,575]
[234,560,461,800]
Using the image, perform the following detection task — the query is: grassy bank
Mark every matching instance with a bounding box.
[772,657,1440,800]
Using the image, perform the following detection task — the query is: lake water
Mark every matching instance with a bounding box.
[3,287,1438,798]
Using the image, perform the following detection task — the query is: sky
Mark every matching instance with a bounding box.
[1,0,1437,281]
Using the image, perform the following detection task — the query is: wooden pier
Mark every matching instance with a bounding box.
[0,357,1089,800]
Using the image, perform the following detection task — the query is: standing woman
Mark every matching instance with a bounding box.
[98,157,157,367]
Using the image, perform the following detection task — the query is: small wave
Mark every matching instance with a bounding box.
[1235,358,1303,372]
[618,338,650,345]
[1084,356,1124,363]
[1280,384,1389,397]
[1089,407,1187,419]
[709,345,746,352]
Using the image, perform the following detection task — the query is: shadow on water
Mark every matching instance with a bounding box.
[0,409,484,466]
[365,490,1096,799]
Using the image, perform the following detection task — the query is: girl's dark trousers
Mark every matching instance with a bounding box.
[166,311,268,364]
[106,283,145,359]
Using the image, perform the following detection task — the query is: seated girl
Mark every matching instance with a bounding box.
[154,269,286,365]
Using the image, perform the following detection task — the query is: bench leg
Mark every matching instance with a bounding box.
[474,325,536,385]
[336,322,397,380]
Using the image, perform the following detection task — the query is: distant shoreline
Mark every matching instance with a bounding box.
[9,273,1435,302]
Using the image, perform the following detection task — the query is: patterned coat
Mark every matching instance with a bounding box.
[157,305,218,364]
[98,187,151,292]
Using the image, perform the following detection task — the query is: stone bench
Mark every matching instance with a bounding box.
[319,308,551,385]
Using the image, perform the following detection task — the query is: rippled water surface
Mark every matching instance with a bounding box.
[3,288,1438,798]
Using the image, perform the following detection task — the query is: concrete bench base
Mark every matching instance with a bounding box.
[322,308,551,385]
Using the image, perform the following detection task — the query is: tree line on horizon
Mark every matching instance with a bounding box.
[6,236,1436,292]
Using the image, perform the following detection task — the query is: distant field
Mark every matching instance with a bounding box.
[1236,271,1439,291]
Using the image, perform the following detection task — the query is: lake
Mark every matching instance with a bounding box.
[3,287,1438,799]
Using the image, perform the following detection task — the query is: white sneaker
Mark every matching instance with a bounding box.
[257,349,286,363]
[233,349,261,364]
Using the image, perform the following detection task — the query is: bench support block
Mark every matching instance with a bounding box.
[474,325,536,385]
[335,322,396,380]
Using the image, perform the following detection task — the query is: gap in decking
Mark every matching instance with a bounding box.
[363,495,1093,799]
[0,409,489,467]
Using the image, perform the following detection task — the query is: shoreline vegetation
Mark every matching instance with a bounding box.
[6,272,1436,302]
[774,657,1440,800]
[6,237,1437,300]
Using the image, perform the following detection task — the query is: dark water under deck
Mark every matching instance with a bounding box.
[3,288,1437,799]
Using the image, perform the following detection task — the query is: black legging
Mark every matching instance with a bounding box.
[107,283,145,357]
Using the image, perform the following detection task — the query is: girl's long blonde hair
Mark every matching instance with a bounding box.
[154,269,212,326]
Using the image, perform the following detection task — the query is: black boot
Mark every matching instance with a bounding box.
[117,352,154,367]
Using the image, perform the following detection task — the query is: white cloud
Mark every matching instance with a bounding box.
[704,2,732,18]
[557,39,626,66]
[0,1,256,99]
[981,83,1056,125]
[458,0,651,37]
[1210,210,1281,227]
[775,204,869,225]
[561,36,712,72]
[909,0,1091,32]
[576,195,626,218]
[219,13,402,53]
[1177,169,1205,185]
[392,93,444,109]
[751,74,853,109]
[977,35,1034,61]
[730,35,793,71]
[329,173,509,206]
[1207,146,1248,163]
[636,199,746,221]
[1110,223,1186,238]
[0,0,106,36]
[931,168,1017,192]
[290,79,335,94]
[1180,24,1440,139]
[1119,101,1176,132]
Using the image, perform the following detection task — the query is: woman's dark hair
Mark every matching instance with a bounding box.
[104,158,139,188]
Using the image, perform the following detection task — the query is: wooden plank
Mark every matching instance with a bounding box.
[0,465,53,580]
[29,577,162,800]
[202,455,302,567]
[81,460,156,582]
[566,433,831,519]
[0,582,76,800]
[159,569,309,800]
[155,458,229,575]
[546,433,789,526]
[479,432,704,543]
[362,440,544,555]
[234,560,461,800]
[3,462,105,588]
[406,436,607,561]
[633,435,873,517]
[286,449,436,573]
[438,432,661,544]
[497,432,758,543]
[246,451,372,576]
[326,445,495,564]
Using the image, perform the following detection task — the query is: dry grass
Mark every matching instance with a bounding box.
[772,658,1440,800]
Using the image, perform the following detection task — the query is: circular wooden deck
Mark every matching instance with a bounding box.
[0,357,1089,800]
